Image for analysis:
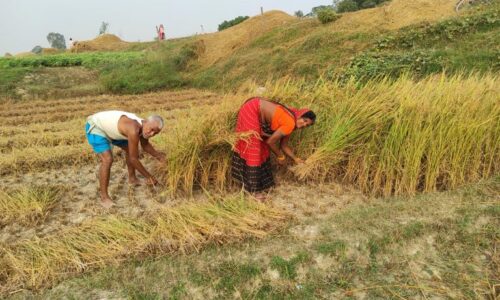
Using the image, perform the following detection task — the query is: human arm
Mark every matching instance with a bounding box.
[280,135,304,164]
[140,137,166,162]
[126,127,157,184]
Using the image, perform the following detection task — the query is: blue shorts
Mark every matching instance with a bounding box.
[85,123,128,153]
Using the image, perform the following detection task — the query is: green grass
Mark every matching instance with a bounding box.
[0,67,33,98]
[99,60,184,94]
[344,3,500,80]
[14,177,498,299]
[0,51,144,69]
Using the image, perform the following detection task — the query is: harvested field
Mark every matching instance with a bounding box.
[0,90,218,175]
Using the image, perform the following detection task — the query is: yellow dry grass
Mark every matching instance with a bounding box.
[0,186,61,226]
[70,34,130,53]
[332,0,458,32]
[198,10,295,66]
[0,194,289,294]
[14,52,35,58]
[40,48,59,55]
[195,0,458,67]
[155,73,499,197]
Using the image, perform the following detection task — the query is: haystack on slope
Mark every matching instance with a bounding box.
[198,10,295,65]
[71,34,130,52]
[41,48,59,55]
[333,0,457,32]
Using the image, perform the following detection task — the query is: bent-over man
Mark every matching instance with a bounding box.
[85,110,165,208]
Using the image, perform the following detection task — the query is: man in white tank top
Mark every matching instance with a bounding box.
[85,110,165,208]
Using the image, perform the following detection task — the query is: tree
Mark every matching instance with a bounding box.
[294,10,304,18]
[337,0,359,12]
[46,32,66,50]
[361,0,377,8]
[311,5,334,16]
[317,8,341,24]
[31,45,43,54]
[336,0,388,12]
[218,16,249,31]
[99,21,109,35]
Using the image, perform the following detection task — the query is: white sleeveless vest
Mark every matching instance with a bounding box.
[87,111,143,140]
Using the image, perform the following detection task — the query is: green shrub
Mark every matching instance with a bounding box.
[337,0,358,12]
[336,0,389,13]
[375,8,500,50]
[218,16,249,31]
[1,52,144,69]
[342,50,445,80]
[317,8,341,24]
[174,41,205,71]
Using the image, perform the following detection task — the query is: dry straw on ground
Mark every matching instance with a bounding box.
[0,186,61,226]
[0,194,289,294]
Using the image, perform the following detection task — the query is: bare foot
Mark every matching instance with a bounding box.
[100,196,115,209]
[128,177,142,186]
[253,193,268,203]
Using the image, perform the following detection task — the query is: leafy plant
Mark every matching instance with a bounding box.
[218,16,249,31]
[317,8,341,24]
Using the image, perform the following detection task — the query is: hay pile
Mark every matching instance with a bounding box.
[14,52,35,57]
[70,34,130,52]
[41,48,58,55]
[198,10,295,66]
[332,0,458,32]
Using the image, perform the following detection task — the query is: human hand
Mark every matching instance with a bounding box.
[277,155,287,166]
[156,152,166,163]
[294,157,304,164]
[146,176,159,186]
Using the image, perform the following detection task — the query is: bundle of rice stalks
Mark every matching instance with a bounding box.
[0,194,289,294]
[0,186,62,226]
[155,97,242,195]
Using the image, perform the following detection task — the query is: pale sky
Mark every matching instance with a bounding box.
[0,0,330,55]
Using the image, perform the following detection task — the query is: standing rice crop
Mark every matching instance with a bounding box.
[158,73,500,197]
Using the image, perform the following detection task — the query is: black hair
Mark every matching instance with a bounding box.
[301,111,316,123]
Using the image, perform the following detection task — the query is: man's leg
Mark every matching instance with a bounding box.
[117,144,140,185]
[98,150,114,208]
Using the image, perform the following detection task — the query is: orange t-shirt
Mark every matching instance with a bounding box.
[271,106,295,136]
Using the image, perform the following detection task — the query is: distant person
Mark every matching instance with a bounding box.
[156,24,165,40]
[232,97,316,201]
[85,111,166,208]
